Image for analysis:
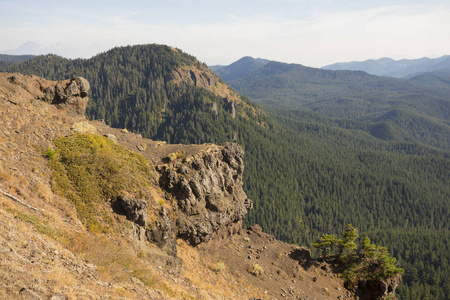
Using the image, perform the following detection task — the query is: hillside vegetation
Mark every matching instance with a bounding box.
[2,45,449,299]
[0,54,35,69]
[322,55,450,78]
[214,57,450,151]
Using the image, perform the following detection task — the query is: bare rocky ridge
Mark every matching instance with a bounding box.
[0,72,397,299]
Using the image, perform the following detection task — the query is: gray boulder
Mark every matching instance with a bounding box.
[41,77,90,115]
[114,196,147,226]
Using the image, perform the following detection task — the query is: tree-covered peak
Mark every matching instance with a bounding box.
[93,44,199,70]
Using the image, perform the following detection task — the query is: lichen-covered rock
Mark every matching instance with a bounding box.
[158,143,253,245]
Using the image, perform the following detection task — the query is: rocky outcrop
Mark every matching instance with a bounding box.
[189,69,217,87]
[355,274,402,300]
[171,65,218,89]
[114,196,147,226]
[39,77,90,115]
[3,74,88,117]
[146,207,177,256]
[224,98,236,118]
[246,224,276,243]
[157,143,253,245]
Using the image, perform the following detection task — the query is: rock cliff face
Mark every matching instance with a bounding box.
[355,275,402,300]
[157,143,253,245]
[172,66,219,89]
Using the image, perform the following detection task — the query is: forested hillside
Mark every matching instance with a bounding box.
[0,54,35,69]
[322,55,450,78]
[213,57,450,151]
[2,45,449,299]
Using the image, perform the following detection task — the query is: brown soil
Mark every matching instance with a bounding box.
[179,225,350,300]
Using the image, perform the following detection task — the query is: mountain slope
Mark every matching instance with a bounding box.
[213,56,450,299]
[0,54,35,70]
[0,54,35,63]
[322,55,450,78]
[2,45,267,144]
[2,45,449,299]
[213,57,450,151]
[209,56,270,82]
[408,68,450,90]
[0,72,358,300]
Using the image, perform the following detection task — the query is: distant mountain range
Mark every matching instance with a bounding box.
[212,56,450,150]
[0,41,74,58]
[322,55,450,78]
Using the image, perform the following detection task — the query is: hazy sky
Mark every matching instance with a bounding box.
[1,0,449,67]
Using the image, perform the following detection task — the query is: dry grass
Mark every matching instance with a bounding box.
[0,196,187,299]
[113,286,135,299]
[0,172,14,182]
[66,231,187,299]
[45,266,77,288]
[177,239,260,299]
[36,182,54,202]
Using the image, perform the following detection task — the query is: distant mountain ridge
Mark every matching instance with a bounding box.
[0,54,35,69]
[322,55,450,78]
[0,54,35,62]
[209,56,270,81]
[1,41,74,58]
[212,56,450,151]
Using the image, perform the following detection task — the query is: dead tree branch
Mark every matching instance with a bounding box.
[0,188,38,211]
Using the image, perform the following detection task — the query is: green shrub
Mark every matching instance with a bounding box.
[211,261,226,273]
[312,225,404,290]
[248,263,264,276]
[167,150,186,161]
[47,133,153,232]
[45,147,57,159]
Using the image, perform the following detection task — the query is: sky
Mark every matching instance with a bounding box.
[0,0,449,67]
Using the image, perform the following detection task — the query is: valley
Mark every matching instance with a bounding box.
[1,45,449,299]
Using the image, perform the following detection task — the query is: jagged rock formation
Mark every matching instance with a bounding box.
[113,196,147,226]
[39,76,90,115]
[5,73,90,116]
[157,143,253,245]
[189,69,218,87]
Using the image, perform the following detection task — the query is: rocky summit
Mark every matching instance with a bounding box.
[0,73,398,299]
